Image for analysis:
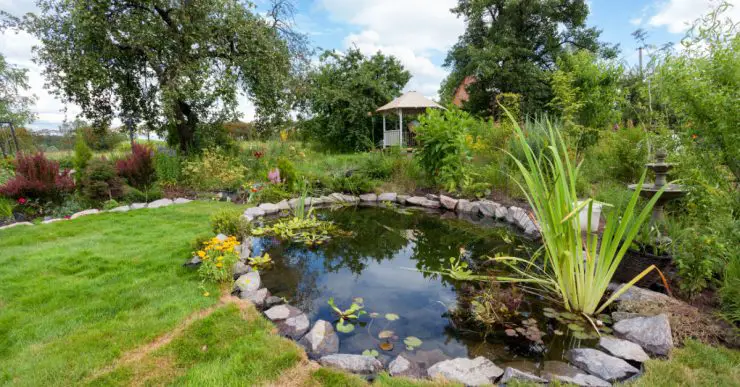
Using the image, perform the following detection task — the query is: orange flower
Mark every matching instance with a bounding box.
[691,134,698,140]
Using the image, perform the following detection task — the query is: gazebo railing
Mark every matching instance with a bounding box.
[383,129,402,147]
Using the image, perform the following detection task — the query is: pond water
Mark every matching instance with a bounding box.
[252,206,597,367]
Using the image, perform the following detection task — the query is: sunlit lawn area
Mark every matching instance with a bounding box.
[0,201,737,387]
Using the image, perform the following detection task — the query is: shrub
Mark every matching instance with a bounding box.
[359,151,398,180]
[210,209,250,237]
[415,108,478,192]
[116,143,156,190]
[0,197,12,220]
[328,173,375,194]
[154,147,181,187]
[73,135,92,173]
[251,184,291,204]
[182,148,246,191]
[50,196,84,218]
[276,157,297,190]
[82,158,123,202]
[0,153,74,201]
[0,158,14,186]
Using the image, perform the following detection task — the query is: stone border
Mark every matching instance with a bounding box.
[240,192,541,239]
[0,198,193,231]
[215,193,672,385]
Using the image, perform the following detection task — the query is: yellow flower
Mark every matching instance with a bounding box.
[203,291,210,297]
[217,256,224,261]
[216,262,223,268]
[197,251,206,258]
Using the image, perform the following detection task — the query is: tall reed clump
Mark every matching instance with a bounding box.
[499,115,668,316]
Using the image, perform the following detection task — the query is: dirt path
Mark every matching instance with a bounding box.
[85,292,245,383]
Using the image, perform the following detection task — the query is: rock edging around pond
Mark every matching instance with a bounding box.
[0,198,193,231]
[241,192,540,238]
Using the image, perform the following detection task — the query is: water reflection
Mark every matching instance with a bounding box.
[254,206,556,364]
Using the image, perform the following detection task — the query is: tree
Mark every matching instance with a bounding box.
[25,0,292,153]
[440,0,617,118]
[549,50,624,150]
[302,48,410,152]
[0,52,36,132]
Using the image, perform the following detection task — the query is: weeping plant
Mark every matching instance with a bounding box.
[494,115,669,316]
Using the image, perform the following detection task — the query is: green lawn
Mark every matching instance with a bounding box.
[0,202,737,386]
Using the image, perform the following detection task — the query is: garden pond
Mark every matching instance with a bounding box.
[251,205,608,368]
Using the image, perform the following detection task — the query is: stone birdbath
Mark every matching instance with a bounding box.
[628,149,685,222]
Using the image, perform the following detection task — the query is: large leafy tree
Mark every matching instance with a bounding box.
[0,53,36,126]
[440,0,617,118]
[302,48,410,152]
[24,0,291,152]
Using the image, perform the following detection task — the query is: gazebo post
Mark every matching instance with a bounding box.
[398,108,403,148]
[382,114,386,148]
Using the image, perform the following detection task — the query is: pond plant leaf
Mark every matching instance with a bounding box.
[403,336,422,350]
[567,323,584,332]
[378,330,394,339]
[560,312,579,320]
[572,331,590,340]
[379,342,394,351]
[336,320,355,333]
[599,326,613,334]
[553,329,564,336]
[369,312,380,318]
[385,313,399,321]
[362,349,379,358]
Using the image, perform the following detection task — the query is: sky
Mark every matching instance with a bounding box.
[0,0,737,131]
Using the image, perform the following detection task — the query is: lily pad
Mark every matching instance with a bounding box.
[385,313,400,321]
[379,342,394,351]
[378,330,394,339]
[560,312,579,320]
[572,331,590,340]
[336,320,355,333]
[362,349,379,358]
[369,312,380,318]
[553,329,564,336]
[403,336,422,350]
[542,307,556,313]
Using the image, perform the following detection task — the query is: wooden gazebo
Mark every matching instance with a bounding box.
[375,91,445,148]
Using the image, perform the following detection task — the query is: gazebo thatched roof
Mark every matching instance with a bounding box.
[375,91,445,113]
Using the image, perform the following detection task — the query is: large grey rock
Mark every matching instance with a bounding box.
[378,192,397,202]
[611,312,643,323]
[456,200,480,214]
[319,354,383,375]
[234,272,261,293]
[264,304,310,339]
[184,255,202,268]
[276,199,291,211]
[494,205,508,219]
[264,296,284,309]
[258,202,279,214]
[359,193,377,202]
[130,202,147,210]
[311,196,328,206]
[70,209,100,219]
[542,361,611,387]
[607,283,673,303]
[478,200,502,218]
[148,198,173,208]
[500,367,547,384]
[241,288,270,309]
[439,195,459,211]
[0,222,33,230]
[396,194,410,204]
[215,233,227,242]
[566,348,639,381]
[506,206,525,224]
[340,194,360,204]
[174,198,192,204]
[233,261,251,279]
[599,336,650,363]
[613,314,673,356]
[109,205,130,213]
[427,357,504,386]
[41,218,64,224]
[406,196,441,208]
[243,207,266,218]
[401,349,450,370]
[389,355,424,379]
[298,320,339,358]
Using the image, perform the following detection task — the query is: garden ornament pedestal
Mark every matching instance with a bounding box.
[628,149,685,223]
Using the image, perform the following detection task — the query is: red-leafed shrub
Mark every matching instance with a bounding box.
[116,143,156,190]
[0,153,74,201]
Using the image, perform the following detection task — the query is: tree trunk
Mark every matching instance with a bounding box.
[174,100,198,153]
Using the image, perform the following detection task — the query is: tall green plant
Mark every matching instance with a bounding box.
[498,116,667,315]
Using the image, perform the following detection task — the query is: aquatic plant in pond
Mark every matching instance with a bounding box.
[328,297,366,333]
[248,253,273,270]
[499,115,669,316]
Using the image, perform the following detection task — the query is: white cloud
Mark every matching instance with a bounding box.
[629,17,643,26]
[319,0,464,99]
[648,0,740,33]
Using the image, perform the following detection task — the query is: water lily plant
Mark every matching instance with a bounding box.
[328,297,366,333]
